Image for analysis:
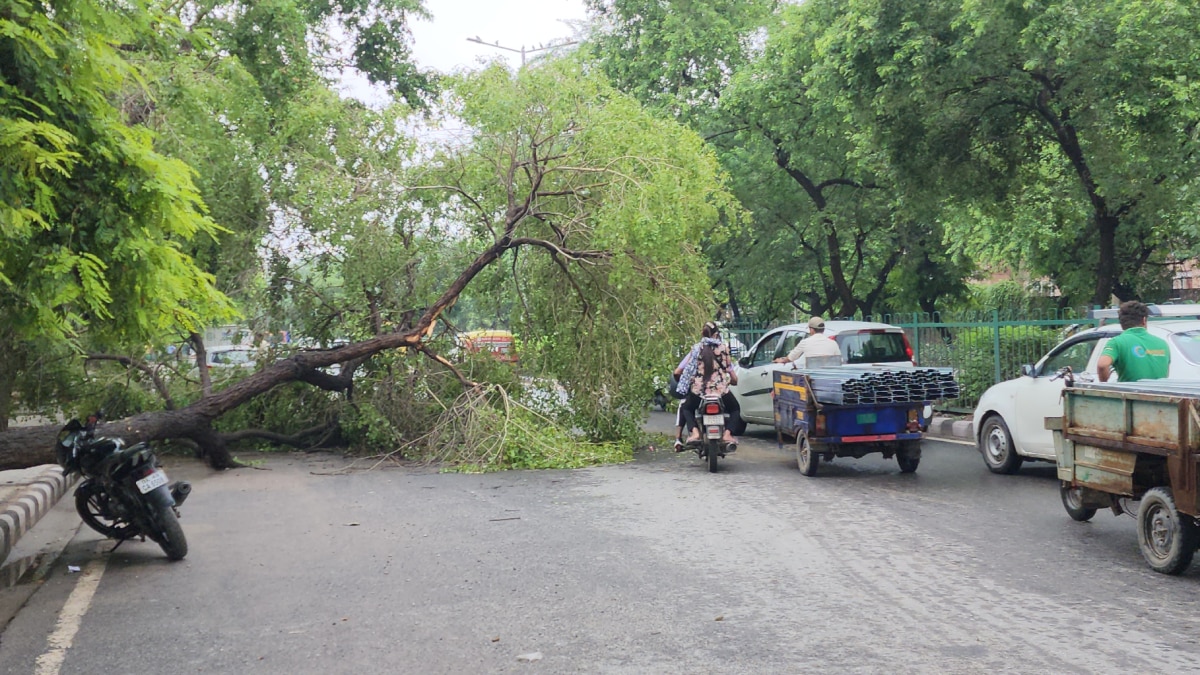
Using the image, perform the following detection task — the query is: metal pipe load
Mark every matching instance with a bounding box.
[791,366,960,405]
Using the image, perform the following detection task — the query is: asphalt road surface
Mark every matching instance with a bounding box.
[2,412,1199,674]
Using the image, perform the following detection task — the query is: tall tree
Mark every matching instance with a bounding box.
[583,0,778,121]
[810,0,1200,305]
[583,0,972,320]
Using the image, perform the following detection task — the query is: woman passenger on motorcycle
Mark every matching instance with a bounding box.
[674,322,739,447]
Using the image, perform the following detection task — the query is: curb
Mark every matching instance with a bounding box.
[927,416,975,443]
[0,466,78,565]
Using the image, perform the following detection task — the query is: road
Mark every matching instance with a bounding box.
[2,412,1198,674]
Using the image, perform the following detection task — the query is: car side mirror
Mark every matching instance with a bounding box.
[738,356,751,368]
[1021,364,1035,377]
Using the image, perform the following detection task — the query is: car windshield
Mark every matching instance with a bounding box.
[1168,330,1200,364]
[836,330,910,364]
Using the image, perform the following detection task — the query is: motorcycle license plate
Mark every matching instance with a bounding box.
[136,469,168,494]
[703,415,724,426]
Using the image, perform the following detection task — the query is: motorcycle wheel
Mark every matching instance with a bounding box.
[707,441,720,473]
[149,502,188,561]
[75,481,139,540]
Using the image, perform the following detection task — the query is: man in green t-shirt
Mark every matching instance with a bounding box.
[1097,301,1171,382]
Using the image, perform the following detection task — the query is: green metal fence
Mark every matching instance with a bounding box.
[867,309,1098,411]
[727,308,1101,412]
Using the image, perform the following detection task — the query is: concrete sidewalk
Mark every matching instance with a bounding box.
[0,465,78,565]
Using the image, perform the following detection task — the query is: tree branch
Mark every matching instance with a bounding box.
[414,344,477,389]
[85,354,176,409]
[219,421,339,450]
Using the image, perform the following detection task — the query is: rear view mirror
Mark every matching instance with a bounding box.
[738,356,751,368]
[1021,364,1034,377]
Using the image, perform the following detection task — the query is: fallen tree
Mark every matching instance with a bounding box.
[0,60,731,471]
[0,203,609,470]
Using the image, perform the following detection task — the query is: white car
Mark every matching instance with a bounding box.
[206,346,257,370]
[974,320,1200,474]
[730,320,916,426]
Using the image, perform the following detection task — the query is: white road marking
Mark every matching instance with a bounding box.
[34,547,108,675]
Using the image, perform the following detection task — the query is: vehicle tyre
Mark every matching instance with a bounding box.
[1137,487,1197,575]
[896,440,921,473]
[980,416,1022,474]
[150,502,188,561]
[796,434,819,477]
[75,481,138,540]
[1060,483,1097,522]
[708,441,720,473]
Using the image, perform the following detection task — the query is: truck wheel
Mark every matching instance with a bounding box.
[1137,487,1198,575]
[1060,483,1097,522]
[980,416,1022,475]
[796,434,819,477]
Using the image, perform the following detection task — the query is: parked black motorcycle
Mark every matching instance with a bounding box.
[56,413,190,560]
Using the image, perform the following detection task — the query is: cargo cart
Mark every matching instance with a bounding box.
[1049,377,1200,574]
[773,369,934,476]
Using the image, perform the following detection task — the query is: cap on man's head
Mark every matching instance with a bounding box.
[807,316,826,331]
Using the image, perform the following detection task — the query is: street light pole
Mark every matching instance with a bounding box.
[466,36,578,68]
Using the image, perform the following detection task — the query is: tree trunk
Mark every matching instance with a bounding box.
[0,332,419,470]
[725,281,741,322]
[825,222,858,317]
[1093,214,1119,306]
[191,332,212,396]
[0,354,13,433]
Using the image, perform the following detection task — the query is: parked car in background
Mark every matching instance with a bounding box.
[730,320,915,426]
[206,346,257,370]
[974,319,1200,474]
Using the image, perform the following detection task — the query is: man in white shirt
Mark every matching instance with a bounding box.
[774,316,842,368]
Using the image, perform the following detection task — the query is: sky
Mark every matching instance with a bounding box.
[338,0,589,103]
[410,0,589,73]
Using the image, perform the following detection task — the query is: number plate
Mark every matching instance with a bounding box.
[136,469,168,494]
[703,414,724,426]
[856,412,877,424]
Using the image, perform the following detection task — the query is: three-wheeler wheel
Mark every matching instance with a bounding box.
[1059,483,1097,522]
[1137,487,1199,575]
[796,433,819,477]
[896,441,921,474]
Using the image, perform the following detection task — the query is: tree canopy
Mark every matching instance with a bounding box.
[4,0,1200,467]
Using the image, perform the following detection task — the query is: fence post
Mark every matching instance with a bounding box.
[912,312,921,365]
[991,309,1002,384]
